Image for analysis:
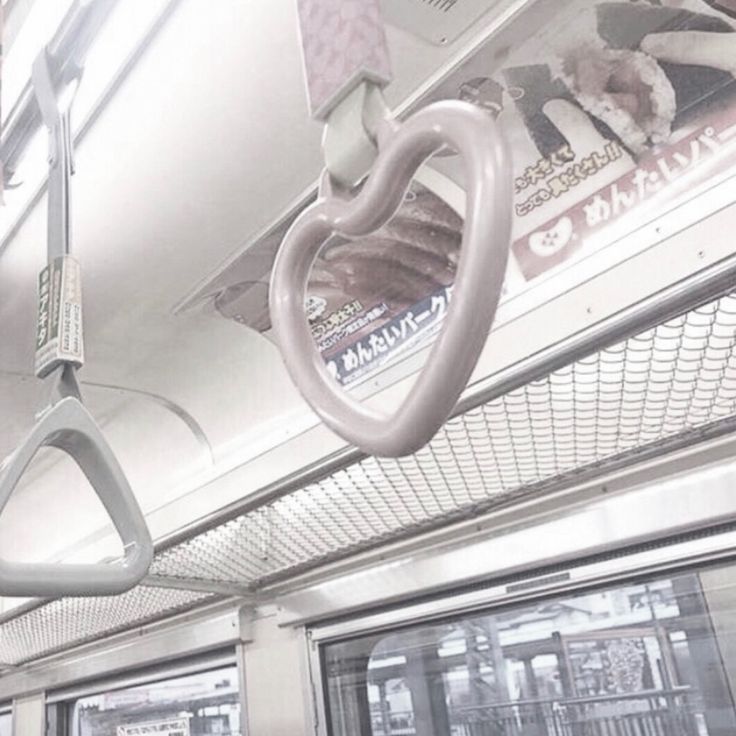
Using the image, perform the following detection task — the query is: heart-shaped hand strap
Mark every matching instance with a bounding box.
[270,100,512,457]
[0,397,153,596]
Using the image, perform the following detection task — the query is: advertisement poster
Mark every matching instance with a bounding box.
[184,0,736,386]
[182,175,491,386]
[117,719,190,736]
[424,0,736,281]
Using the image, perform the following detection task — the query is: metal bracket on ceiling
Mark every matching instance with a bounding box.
[31,46,82,263]
[142,574,256,600]
[321,82,398,189]
[1,0,119,187]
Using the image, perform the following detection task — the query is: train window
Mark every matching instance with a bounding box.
[322,561,736,735]
[0,711,11,736]
[68,666,242,736]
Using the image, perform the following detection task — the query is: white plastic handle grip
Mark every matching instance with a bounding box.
[0,397,153,597]
[270,100,513,457]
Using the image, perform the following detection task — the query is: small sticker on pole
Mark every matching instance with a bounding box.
[35,255,84,377]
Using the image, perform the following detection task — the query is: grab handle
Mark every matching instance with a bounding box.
[0,395,153,596]
[0,45,155,597]
[270,100,513,457]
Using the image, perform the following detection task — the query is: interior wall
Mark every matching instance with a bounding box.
[4,0,736,629]
[0,0,525,603]
[243,610,311,736]
[11,696,43,736]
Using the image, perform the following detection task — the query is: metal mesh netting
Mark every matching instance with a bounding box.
[2,291,736,665]
[151,293,736,585]
[0,587,215,666]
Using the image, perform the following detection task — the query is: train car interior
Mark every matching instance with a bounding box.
[3,0,736,734]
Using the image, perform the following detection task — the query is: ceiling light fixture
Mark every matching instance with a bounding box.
[0,0,178,251]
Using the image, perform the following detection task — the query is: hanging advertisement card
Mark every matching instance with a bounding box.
[183,0,736,387]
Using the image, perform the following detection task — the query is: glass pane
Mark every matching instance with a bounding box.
[323,562,736,735]
[0,712,12,736]
[69,666,242,736]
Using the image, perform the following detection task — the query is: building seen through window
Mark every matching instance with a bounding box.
[325,565,736,735]
[69,666,241,736]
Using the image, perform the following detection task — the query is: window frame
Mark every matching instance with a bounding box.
[46,652,244,736]
[307,528,736,736]
[0,706,12,736]
[47,650,237,705]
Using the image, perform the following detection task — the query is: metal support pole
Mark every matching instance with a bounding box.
[32,48,79,264]
[31,46,84,400]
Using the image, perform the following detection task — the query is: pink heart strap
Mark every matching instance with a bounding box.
[270,100,512,457]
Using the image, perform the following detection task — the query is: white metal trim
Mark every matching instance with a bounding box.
[46,652,237,705]
[304,630,328,736]
[12,695,43,736]
[279,440,736,629]
[234,644,249,736]
[309,529,736,643]
[263,431,736,598]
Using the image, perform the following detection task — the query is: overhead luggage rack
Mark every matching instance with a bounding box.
[0,587,216,667]
[2,254,736,667]
[151,284,736,587]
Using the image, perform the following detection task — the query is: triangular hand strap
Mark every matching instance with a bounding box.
[0,396,153,597]
[270,100,512,457]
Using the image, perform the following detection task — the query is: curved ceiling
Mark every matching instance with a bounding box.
[0,0,514,586]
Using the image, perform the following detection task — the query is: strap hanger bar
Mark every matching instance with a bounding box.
[321,81,399,188]
[0,0,118,186]
[296,0,394,187]
[31,46,84,389]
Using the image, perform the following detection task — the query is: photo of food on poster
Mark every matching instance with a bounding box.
[425,0,736,279]
[183,0,736,387]
[181,175,503,386]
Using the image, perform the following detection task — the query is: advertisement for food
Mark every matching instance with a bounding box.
[183,175,481,386]
[184,0,736,387]
[426,0,736,280]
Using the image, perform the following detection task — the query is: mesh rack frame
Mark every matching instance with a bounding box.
[151,290,736,587]
[2,257,736,666]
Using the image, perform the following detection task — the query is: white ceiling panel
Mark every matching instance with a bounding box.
[0,0,515,571]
